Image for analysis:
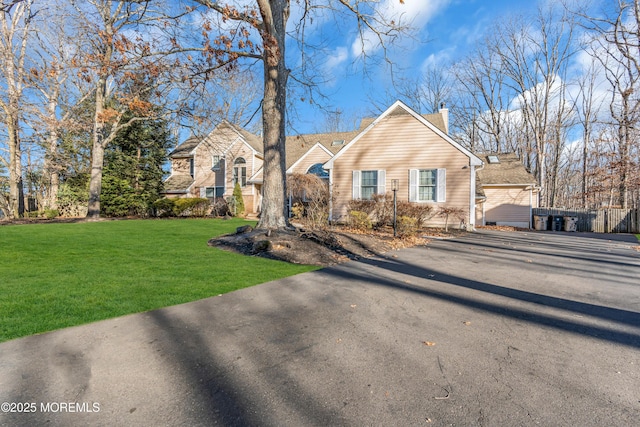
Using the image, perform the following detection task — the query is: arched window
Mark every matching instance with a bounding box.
[233,157,247,187]
[306,163,329,179]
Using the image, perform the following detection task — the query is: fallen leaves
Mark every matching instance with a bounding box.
[422,341,436,346]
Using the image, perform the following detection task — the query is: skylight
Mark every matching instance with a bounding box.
[331,140,345,146]
[487,155,500,164]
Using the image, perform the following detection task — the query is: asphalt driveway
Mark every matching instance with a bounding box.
[1,230,639,426]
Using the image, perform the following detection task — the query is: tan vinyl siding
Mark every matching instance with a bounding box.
[223,140,258,197]
[331,114,471,227]
[475,202,484,226]
[192,141,225,194]
[290,146,332,174]
[189,137,261,214]
[483,187,532,227]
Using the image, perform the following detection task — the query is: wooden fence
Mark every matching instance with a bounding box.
[532,208,640,233]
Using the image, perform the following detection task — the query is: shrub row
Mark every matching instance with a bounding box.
[347,194,435,232]
[153,197,212,217]
[347,195,467,235]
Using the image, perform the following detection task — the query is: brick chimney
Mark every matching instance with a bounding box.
[439,102,449,134]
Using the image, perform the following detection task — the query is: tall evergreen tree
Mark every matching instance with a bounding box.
[101,109,173,217]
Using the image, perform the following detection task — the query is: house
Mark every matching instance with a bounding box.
[163,121,264,214]
[324,101,483,230]
[475,153,539,228]
[164,103,537,230]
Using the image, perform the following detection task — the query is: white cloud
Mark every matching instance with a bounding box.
[419,49,454,71]
[319,46,351,87]
[351,0,453,57]
[326,46,349,69]
[508,76,566,112]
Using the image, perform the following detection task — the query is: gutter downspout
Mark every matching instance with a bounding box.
[529,187,532,229]
[327,166,334,222]
[471,162,485,231]
[525,184,540,229]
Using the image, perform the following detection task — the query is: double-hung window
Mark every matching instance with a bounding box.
[410,169,446,202]
[352,170,386,200]
[361,171,378,200]
[211,155,222,170]
[419,169,437,201]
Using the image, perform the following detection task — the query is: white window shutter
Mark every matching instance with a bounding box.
[437,168,446,202]
[352,170,361,199]
[377,170,386,195]
[409,169,418,202]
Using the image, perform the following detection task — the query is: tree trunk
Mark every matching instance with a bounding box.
[256,0,290,230]
[44,90,60,210]
[618,121,630,208]
[1,2,31,219]
[582,127,589,208]
[87,75,108,218]
[7,114,24,218]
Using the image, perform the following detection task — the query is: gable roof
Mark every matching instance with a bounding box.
[285,130,359,169]
[168,120,263,159]
[325,100,483,169]
[477,153,537,186]
[168,136,200,158]
[223,121,263,154]
[163,174,194,193]
[358,112,445,134]
[248,129,360,183]
[286,142,334,174]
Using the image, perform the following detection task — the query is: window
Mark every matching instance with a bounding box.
[233,157,247,187]
[419,169,437,201]
[487,155,500,164]
[410,169,446,202]
[205,187,224,198]
[212,155,222,170]
[306,163,329,179]
[189,158,194,178]
[361,170,378,200]
[352,170,386,200]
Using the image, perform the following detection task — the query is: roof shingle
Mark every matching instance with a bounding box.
[163,174,193,193]
[477,153,536,185]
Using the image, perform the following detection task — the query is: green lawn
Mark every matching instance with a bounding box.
[0,218,317,343]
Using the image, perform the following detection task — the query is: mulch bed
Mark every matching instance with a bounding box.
[208,224,465,267]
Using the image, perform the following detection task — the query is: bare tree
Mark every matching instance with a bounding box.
[482,5,578,206]
[545,76,576,207]
[67,0,195,218]
[190,0,408,230]
[452,45,513,153]
[571,56,604,207]
[24,1,84,211]
[176,68,263,140]
[572,0,640,208]
[0,0,34,218]
[385,64,454,115]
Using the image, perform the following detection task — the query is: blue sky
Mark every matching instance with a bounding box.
[286,0,541,134]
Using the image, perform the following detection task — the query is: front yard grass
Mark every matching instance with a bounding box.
[0,218,317,343]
